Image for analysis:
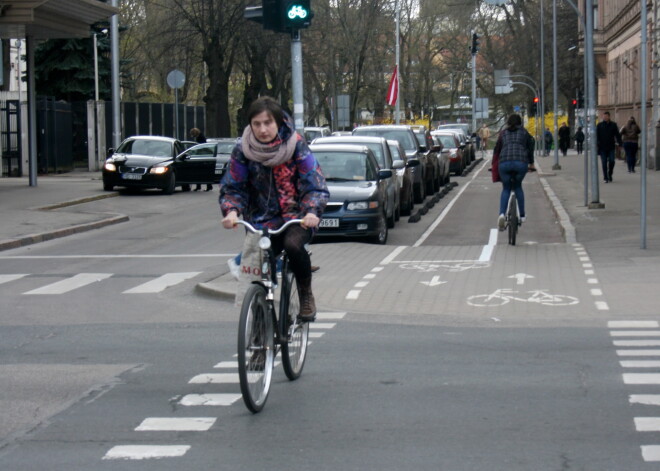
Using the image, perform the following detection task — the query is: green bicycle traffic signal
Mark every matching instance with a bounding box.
[244,0,314,33]
[283,0,313,30]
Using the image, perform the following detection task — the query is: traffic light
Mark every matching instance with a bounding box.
[577,91,584,108]
[471,32,480,54]
[571,98,577,108]
[282,0,313,30]
[530,96,539,115]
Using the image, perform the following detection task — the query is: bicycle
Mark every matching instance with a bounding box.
[234,219,310,413]
[501,167,535,246]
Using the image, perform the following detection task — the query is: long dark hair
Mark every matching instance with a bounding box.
[506,113,522,131]
[247,96,285,129]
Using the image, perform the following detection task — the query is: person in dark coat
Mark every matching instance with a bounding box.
[558,122,571,156]
[620,116,641,173]
[574,126,585,155]
[190,128,212,191]
[596,111,623,183]
[543,128,553,156]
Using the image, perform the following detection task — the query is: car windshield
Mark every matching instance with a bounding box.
[388,144,402,160]
[118,139,172,157]
[304,130,321,142]
[436,135,456,148]
[413,133,425,146]
[353,129,417,151]
[324,140,385,168]
[315,151,372,181]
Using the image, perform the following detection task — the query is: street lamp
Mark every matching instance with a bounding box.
[93,29,108,169]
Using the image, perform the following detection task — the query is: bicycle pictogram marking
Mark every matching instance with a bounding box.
[467,288,579,307]
[398,261,490,273]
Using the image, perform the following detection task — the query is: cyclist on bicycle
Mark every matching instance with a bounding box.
[493,113,535,230]
[220,97,329,321]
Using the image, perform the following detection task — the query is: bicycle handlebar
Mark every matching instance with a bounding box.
[235,219,303,236]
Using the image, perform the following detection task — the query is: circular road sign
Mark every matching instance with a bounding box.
[167,69,186,89]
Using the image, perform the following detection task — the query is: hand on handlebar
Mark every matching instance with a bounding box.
[222,211,239,229]
[301,213,320,230]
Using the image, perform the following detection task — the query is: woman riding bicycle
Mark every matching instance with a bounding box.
[493,113,535,230]
[220,97,329,321]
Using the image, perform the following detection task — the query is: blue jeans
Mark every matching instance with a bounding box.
[599,149,616,181]
[499,160,528,217]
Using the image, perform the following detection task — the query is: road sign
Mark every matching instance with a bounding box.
[166,70,185,89]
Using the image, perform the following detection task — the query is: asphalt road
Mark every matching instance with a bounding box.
[0,161,656,470]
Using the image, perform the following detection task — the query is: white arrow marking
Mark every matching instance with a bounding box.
[420,276,447,287]
[508,273,534,285]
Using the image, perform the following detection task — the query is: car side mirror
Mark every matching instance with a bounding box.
[406,159,420,168]
[378,169,393,179]
[418,145,428,153]
[432,145,441,152]
[460,144,466,150]
[392,160,405,170]
[107,148,114,156]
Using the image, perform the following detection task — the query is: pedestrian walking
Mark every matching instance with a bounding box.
[558,122,571,156]
[544,128,553,156]
[190,128,213,191]
[478,124,491,151]
[574,126,585,155]
[596,111,623,183]
[620,116,641,173]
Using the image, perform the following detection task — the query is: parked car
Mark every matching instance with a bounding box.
[174,138,238,190]
[432,130,466,176]
[386,139,419,216]
[303,126,331,143]
[309,144,392,244]
[411,125,446,193]
[102,136,186,194]
[312,135,401,227]
[436,123,475,162]
[431,135,451,185]
[331,131,352,137]
[352,125,429,204]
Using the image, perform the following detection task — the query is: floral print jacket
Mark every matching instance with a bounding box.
[219,118,329,230]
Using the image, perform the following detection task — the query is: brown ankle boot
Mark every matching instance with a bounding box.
[297,277,316,322]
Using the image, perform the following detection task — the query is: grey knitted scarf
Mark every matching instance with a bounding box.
[241,124,297,167]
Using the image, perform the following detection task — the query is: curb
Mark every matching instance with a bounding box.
[195,272,238,300]
[534,160,578,244]
[0,214,129,252]
[35,192,119,211]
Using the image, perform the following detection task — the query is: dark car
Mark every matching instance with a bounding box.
[386,139,419,216]
[432,130,466,176]
[436,123,475,162]
[174,138,238,190]
[431,135,451,185]
[102,136,185,194]
[310,144,392,244]
[311,135,401,228]
[411,125,446,193]
[352,125,429,204]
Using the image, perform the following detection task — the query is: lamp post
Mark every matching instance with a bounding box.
[551,0,561,170]
[93,29,108,169]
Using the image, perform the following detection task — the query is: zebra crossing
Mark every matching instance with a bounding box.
[0,272,203,295]
[610,320,660,462]
[103,311,346,461]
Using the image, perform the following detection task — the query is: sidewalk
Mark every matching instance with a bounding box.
[2,153,659,301]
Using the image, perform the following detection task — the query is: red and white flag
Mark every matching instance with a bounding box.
[386,65,398,106]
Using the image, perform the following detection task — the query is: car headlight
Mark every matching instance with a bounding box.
[104,162,117,172]
[149,166,169,175]
[347,201,378,211]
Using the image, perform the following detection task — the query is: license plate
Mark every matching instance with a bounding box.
[214,168,223,174]
[320,218,339,228]
[122,173,142,180]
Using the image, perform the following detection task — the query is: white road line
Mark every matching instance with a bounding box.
[615,341,660,347]
[413,159,489,247]
[624,374,660,384]
[371,267,384,272]
[609,321,659,328]
[635,417,660,432]
[630,395,660,406]
[595,301,609,310]
[123,272,201,294]
[354,281,369,288]
[135,417,216,431]
[641,445,660,462]
[584,270,594,275]
[1,254,235,260]
[23,273,112,295]
[611,331,660,337]
[213,361,237,368]
[178,394,241,406]
[346,290,360,300]
[310,323,336,329]
[309,332,325,338]
[622,361,660,367]
[579,256,590,262]
[363,274,376,280]
[587,278,599,284]
[317,312,346,320]
[379,246,406,265]
[478,229,498,262]
[583,263,593,268]
[189,373,239,384]
[103,445,190,460]
[617,350,660,356]
[591,289,603,296]
[0,274,28,285]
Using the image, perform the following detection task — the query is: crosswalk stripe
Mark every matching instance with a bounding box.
[123,272,202,294]
[189,373,239,384]
[0,274,28,285]
[615,340,660,347]
[316,312,347,320]
[103,445,190,460]
[624,374,660,385]
[630,395,660,406]
[23,273,112,295]
[641,445,660,461]
[609,321,659,328]
[135,417,216,431]
[635,417,660,432]
[179,394,241,406]
[617,350,660,356]
[611,331,660,337]
[213,361,237,369]
[310,323,336,329]
[621,361,660,367]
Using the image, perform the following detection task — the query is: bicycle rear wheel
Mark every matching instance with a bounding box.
[238,284,274,413]
[507,194,518,246]
[280,266,309,380]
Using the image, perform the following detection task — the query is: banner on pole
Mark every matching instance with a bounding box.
[386,66,398,106]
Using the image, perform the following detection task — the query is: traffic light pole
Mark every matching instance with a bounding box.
[291,30,304,130]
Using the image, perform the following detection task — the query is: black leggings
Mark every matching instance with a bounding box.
[271,225,313,281]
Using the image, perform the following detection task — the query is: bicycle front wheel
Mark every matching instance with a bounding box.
[238,284,274,413]
[507,195,518,246]
[280,269,309,380]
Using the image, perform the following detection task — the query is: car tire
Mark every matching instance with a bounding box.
[103,180,114,191]
[371,211,388,245]
[181,184,191,192]
[162,172,176,195]
[386,203,395,228]
[394,200,401,222]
